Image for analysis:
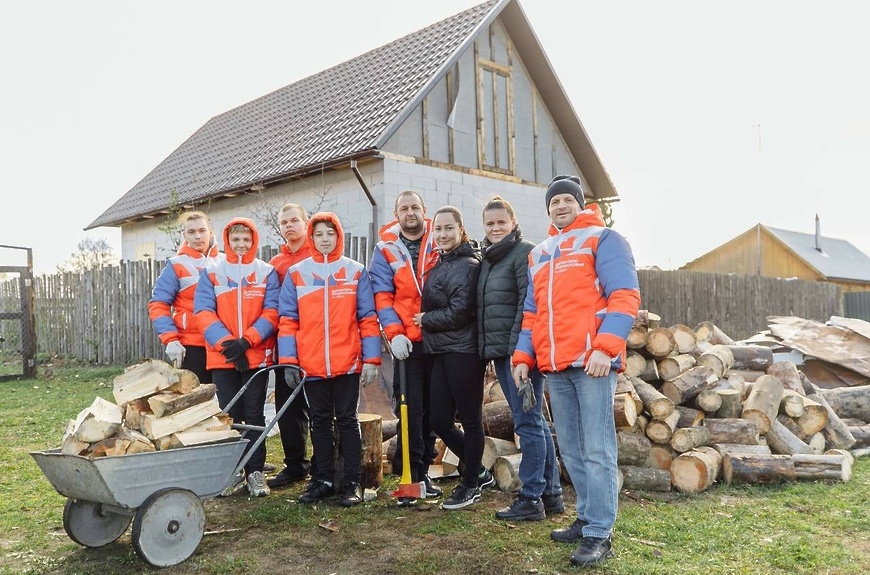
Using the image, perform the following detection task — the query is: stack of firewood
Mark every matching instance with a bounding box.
[614,311,857,495]
[61,359,240,458]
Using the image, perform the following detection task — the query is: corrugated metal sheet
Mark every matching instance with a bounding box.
[845,292,870,321]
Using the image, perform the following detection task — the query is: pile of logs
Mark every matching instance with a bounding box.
[615,312,860,494]
[62,359,239,458]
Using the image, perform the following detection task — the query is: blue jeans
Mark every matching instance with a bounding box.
[492,357,561,500]
[546,367,618,539]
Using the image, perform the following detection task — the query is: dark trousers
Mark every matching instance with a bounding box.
[181,345,211,384]
[306,373,362,485]
[214,368,268,474]
[274,367,312,477]
[429,352,486,488]
[393,346,437,482]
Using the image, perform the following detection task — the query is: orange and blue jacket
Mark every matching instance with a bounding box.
[194,217,280,371]
[277,212,382,379]
[269,242,312,284]
[148,241,221,347]
[512,205,640,373]
[368,219,439,343]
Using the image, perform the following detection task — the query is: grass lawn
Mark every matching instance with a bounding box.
[2,365,870,575]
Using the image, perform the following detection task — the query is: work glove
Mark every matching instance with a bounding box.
[284,367,302,390]
[165,341,186,367]
[517,377,537,413]
[390,334,413,360]
[360,363,378,388]
[220,338,250,362]
[233,354,250,373]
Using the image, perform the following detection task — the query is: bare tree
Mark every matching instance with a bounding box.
[57,238,118,272]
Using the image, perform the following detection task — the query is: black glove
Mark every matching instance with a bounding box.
[284,367,302,390]
[221,338,250,362]
[233,354,250,373]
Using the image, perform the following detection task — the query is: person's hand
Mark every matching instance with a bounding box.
[517,377,537,413]
[165,341,186,367]
[390,335,413,360]
[284,367,302,390]
[512,363,530,387]
[412,312,424,327]
[585,350,612,378]
[360,363,378,387]
[233,354,250,373]
[221,338,250,361]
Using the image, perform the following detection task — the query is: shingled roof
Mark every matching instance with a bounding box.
[765,225,870,283]
[88,0,615,229]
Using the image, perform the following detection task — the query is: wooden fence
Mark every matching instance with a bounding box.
[0,263,844,366]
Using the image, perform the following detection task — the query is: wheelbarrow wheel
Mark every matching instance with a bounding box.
[63,498,132,548]
[131,488,205,567]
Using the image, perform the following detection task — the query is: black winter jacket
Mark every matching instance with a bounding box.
[420,241,482,354]
[476,228,534,360]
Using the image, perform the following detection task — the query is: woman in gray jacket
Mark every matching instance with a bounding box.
[477,196,563,521]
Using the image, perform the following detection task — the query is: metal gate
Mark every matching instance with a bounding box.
[0,244,37,380]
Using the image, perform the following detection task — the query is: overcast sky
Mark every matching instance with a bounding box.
[2,0,869,274]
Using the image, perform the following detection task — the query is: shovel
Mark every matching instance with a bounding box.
[390,358,426,500]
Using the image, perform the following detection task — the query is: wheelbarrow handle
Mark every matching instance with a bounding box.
[222,365,306,476]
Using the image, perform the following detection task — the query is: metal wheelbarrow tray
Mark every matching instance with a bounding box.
[29,365,304,568]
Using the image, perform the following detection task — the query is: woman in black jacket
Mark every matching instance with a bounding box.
[414,205,489,510]
[477,196,563,521]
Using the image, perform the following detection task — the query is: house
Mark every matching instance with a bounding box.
[681,217,870,294]
[86,0,617,262]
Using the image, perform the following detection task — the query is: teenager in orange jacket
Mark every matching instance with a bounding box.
[277,212,381,507]
[148,210,220,382]
[195,217,280,497]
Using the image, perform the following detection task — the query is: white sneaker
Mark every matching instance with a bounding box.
[220,470,245,497]
[247,471,270,497]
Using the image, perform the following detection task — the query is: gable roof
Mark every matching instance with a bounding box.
[764,225,870,283]
[88,0,615,229]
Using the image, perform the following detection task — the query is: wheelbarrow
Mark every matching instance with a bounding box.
[30,364,304,568]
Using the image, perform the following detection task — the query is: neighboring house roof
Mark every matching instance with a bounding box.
[765,225,870,283]
[88,0,615,229]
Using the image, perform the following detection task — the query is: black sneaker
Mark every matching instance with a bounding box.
[262,462,277,473]
[423,474,442,498]
[551,518,588,543]
[340,482,362,507]
[478,468,495,489]
[495,495,545,521]
[267,469,309,489]
[441,484,481,510]
[570,536,614,567]
[299,480,333,503]
[542,492,565,514]
[397,496,418,507]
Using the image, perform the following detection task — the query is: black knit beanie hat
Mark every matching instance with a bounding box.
[545,175,585,213]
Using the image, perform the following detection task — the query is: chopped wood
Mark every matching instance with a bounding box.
[670,446,722,493]
[675,405,705,428]
[616,374,644,415]
[492,453,523,492]
[713,443,771,457]
[140,397,221,440]
[182,415,232,433]
[112,359,180,405]
[722,453,796,485]
[696,345,735,379]
[791,453,852,482]
[72,397,122,443]
[61,420,90,456]
[482,400,514,441]
[115,427,156,454]
[670,324,699,354]
[727,345,775,372]
[645,443,677,470]
[807,393,857,450]
[624,351,648,378]
[617,430,652,466]
[637,358,661,383]
[359,413,384,489]
[646,410,681,444]
[89,436,132,458]
[742,375,784,435]
[767,361,805,394]
[671,426,712,453]
[703,418,760,445]
[660,366,717,405]
[147,383,217,418]
[658,354,696,382]
[765,418,814,456]
[694,321,735,345]
[818,386,870,422]
[619,465,671,492]
[779,389,805,418]
[441,447,460,476]
[169,429,241,449]
[713,389,743,419]
[123,398,152,431]
[630,377,675,420]
[482,437,520,470]
[168,369,200,394]
[614,392,638,428]
[693,389,722,414]
[645,327,677,358]
[847,425,870,448]
[795,395,829,437]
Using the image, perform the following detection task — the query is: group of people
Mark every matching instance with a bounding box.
[148,175,640,567]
